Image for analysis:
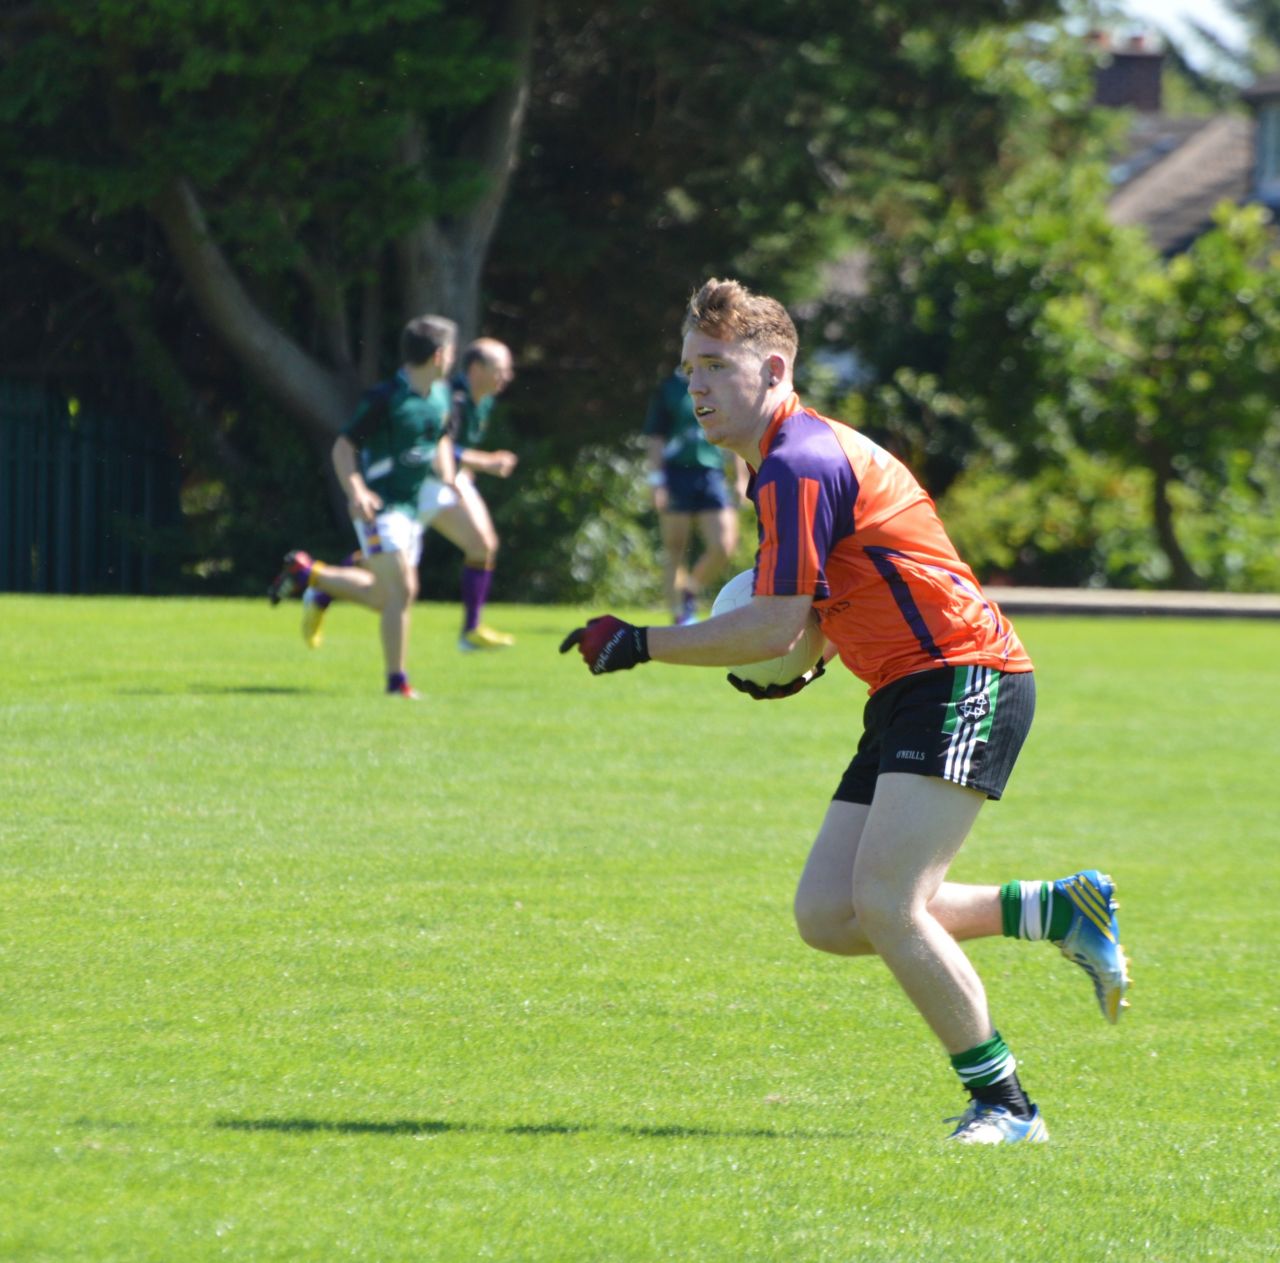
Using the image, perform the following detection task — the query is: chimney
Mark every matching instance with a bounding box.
[1092,32,1164,112]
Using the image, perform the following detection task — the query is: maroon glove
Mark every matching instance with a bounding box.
[727,657,825,700]
[559,616,651,674]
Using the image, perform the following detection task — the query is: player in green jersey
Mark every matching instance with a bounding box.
[644,369,747,624]
[268,314,457,699]
[420,337,520,651]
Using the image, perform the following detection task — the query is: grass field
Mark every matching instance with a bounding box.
[2,594,1277,1262]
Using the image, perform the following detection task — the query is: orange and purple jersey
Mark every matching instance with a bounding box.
[750,394,1032,694]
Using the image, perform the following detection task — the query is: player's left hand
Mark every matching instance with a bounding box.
[727,658,825,700]
[559,616,651,674]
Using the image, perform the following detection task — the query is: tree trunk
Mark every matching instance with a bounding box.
[397,0,537,340]
[1150,450,1202,590]
[150,178,356,440]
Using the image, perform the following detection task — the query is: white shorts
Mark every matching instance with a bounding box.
[352,508,424,566]
[417,477,460,527]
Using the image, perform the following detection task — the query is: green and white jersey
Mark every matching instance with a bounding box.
[643,371,723,471]
[343,371,450,513]
[448,373,495,451]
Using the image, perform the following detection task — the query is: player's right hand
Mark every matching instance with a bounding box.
[349,485,383,523]
[727,658,825,701]
[559,616,651,674]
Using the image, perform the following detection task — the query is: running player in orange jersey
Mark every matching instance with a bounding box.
[562,278,1130,1144]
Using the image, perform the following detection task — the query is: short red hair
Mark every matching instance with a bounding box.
[683,278,798,360]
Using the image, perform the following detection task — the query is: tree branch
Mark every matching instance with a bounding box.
[398,0,537,336]
[150,177,355,438]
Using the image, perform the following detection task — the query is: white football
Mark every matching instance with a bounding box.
[710,569,826,688]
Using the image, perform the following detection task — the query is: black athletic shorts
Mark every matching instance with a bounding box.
[665,464,733,513]
[833,666,1035,805]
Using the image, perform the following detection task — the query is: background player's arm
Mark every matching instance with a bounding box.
[434,434,458,487]
[647,593,813,666]
[646,435,668,512]
[332,434,381,523]
[460,448,518,478]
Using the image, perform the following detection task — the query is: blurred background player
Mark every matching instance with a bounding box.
[426,337,519,651]
[643,367,748,624]
[563,277,1129,1144]
[294,336,518,656]
[268,313,458,699]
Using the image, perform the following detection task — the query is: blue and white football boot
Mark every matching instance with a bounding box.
[945,1102,1049,1145]
[1055,869,1131,1023]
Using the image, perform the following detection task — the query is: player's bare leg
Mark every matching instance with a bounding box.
[360,549,417,680]
[440,475,499,569]
[794,800,1001,956]
[310,560,381,610]
[846,773,993,1053]
[793,776,1042,1137]
[688,505,738,598]
[658,511,694,622]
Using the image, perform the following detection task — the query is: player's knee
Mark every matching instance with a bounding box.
[793,894,872,956]
[850,878,911,945]
[386,571,416,608]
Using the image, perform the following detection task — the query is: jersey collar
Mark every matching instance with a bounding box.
[450,371,475,404]
[756,392,803,465]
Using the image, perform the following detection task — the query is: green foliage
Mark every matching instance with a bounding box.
[8,2,1277,594]
[5,0,1075,596]
[492,0,1068,453]
[486,438,663,606]
[2,597,1278,1259]
[1166,438,1280,590]
[938,450,1163,587]
[0,0,506,277]
[844,116,1280,589]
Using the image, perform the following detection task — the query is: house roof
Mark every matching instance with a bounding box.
[1107,113,1254,254]
[1242,74,1280,103]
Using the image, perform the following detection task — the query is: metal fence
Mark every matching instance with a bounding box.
[0,381,180,594]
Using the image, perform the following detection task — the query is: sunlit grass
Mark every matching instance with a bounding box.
[1,596,1276,1261]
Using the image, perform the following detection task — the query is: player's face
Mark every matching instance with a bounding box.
[680,330,773,456]
[482,352,514,396]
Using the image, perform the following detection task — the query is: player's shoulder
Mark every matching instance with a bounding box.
[760,407,853,478]
[361,376,397,402]
[350,378,398,422]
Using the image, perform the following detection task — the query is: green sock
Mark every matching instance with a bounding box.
[1000,880,1073,941]
[950,1031,1016,1089]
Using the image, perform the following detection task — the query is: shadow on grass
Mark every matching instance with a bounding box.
[215,1117,857,1141]
[118,685,319,696]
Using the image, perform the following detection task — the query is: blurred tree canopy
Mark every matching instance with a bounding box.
[853,181,1280,589]
[2,0,1277,595]
[834,22,1280,591]
[0,0,1065,591]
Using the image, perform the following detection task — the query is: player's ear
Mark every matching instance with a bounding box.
[766,353,786,387]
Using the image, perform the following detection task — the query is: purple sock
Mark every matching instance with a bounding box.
[387,672,408,693]
[461,566,493,633]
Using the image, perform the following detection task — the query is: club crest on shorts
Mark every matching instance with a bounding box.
[957,692,991,722]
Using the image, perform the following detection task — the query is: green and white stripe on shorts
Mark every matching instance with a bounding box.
[942,665,1000,789]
